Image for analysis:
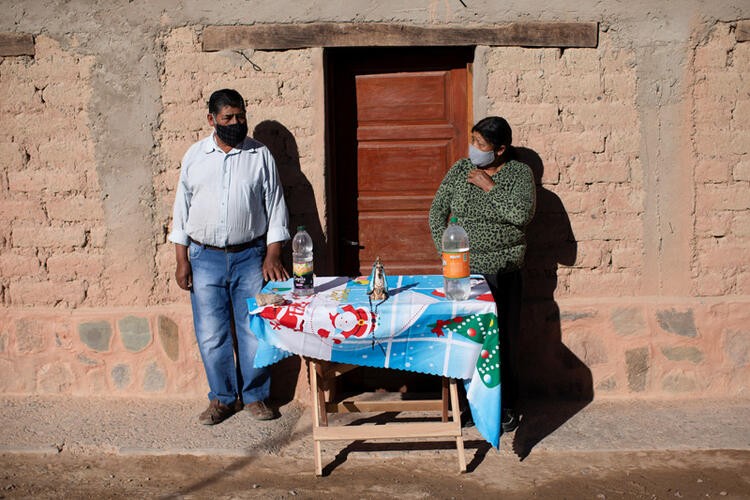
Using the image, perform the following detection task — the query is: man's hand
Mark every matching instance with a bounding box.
[263,241,290,282]
[467,168,495,192]
[175,244,192,290]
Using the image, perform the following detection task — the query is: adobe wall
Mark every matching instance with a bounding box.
[0,1,748,401]
[479,24,750,397]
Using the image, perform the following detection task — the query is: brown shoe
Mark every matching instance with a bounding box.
[198,399,239,425]
[244,400,275,421]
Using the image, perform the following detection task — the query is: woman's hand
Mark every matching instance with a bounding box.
[467,168,495,192]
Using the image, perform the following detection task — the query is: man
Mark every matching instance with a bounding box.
[169,88,290,425]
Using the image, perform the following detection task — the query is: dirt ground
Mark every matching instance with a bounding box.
[1,449,749,499]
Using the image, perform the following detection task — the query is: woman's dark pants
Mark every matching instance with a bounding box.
[482,269,523,412]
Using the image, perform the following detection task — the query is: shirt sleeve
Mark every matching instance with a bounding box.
[167,153,193,247]
[429,161,461,253]
[486,162,537,227]
[262,148,290,245]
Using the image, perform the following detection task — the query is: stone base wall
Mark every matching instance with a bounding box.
[524,297,750,400]
[1,297,747,399]
[0,306,200,395]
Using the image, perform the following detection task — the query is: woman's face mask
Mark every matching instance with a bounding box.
[469,144,496,168]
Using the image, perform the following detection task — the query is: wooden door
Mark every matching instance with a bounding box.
[326,47,472,276]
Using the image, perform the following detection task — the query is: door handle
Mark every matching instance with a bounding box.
[342,237,364,249]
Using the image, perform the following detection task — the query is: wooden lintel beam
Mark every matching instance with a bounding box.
[0,32,35,57]
[202,22,599,52]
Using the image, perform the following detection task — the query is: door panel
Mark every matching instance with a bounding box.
[357,142,450,191]
[326,47,472,276]
[360,213,447,266]
[356,72,450,122]
[357,123,456,141]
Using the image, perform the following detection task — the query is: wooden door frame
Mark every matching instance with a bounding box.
[324,46,475,276]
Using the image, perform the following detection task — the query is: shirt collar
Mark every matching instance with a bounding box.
[202,134,242,155]
[202,134,219,154]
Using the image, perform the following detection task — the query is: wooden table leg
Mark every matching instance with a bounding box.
[448,379,467,473]
[441,377,449,422]
[309,360,323,476]
[313,362,329,427]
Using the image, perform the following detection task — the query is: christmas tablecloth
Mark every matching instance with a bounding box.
[247,275,503,448]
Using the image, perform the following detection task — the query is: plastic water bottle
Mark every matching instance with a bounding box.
[292,225,314,296]
[442,216,470,301]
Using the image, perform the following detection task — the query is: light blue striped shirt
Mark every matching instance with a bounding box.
[168,134,290,248]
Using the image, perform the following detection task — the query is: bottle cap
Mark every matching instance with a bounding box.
[449,216,458,223]
[297,225,306,231]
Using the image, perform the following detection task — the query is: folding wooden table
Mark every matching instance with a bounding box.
[247,275,502,475]
[308,359,466,476]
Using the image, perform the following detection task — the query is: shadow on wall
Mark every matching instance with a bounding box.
[253,120,328,276]
[252,120,325,404]
[513,146,593,460]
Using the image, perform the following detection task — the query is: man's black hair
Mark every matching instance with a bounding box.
[208,88,246,115]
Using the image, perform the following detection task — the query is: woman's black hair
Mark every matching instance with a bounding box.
[208,88,246,115]
[472,116,513,153]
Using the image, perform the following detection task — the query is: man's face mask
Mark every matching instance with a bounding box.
[215,121,248,148]
[469,145,495,168]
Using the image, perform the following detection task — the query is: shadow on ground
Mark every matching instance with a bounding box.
[513,146,594,460]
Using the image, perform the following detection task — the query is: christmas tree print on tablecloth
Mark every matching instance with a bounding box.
[429,312,500,388]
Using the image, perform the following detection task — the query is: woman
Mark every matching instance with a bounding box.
[429,116,536,433]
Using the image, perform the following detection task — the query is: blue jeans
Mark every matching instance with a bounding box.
[189,240,269,406]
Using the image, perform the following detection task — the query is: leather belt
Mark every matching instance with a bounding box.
[189,237,262,253]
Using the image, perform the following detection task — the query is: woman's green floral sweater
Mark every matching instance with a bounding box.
[429,158,537,275]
